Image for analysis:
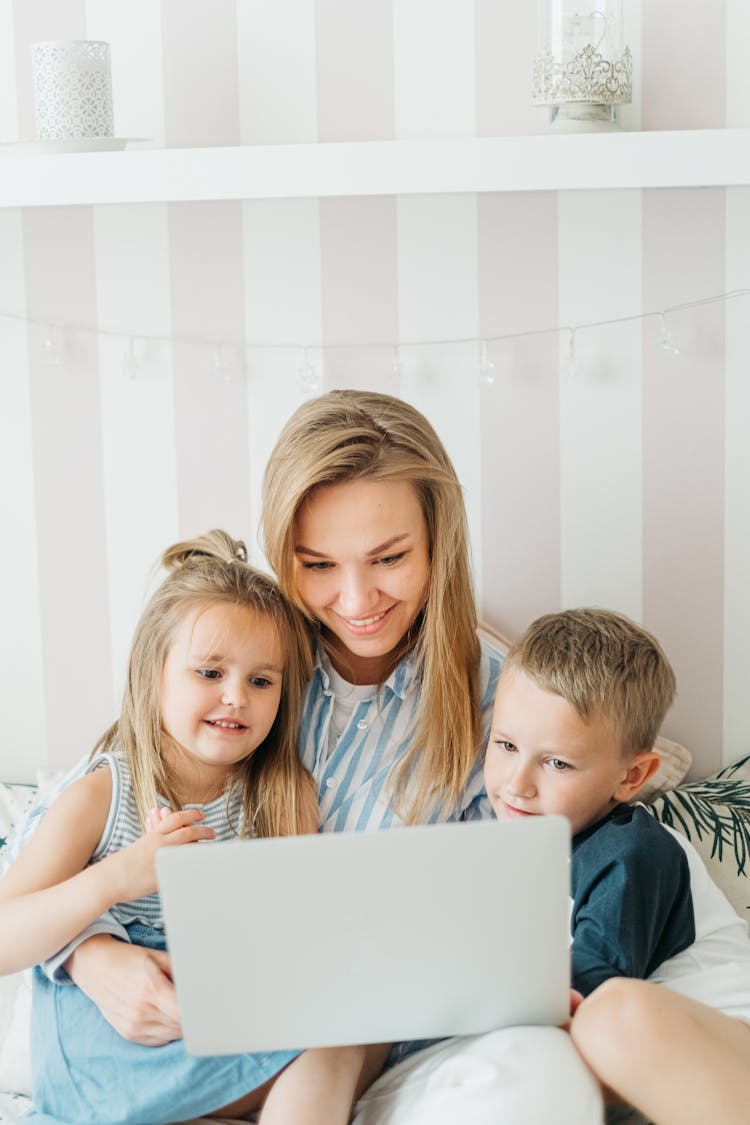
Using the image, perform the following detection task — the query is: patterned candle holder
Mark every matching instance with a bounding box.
[532,2,632,131]
[31,40,114,140]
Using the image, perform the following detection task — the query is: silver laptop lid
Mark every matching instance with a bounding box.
[157,816,571,1055]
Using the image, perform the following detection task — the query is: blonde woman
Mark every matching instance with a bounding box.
[1,531,387,1124]
[11,393,601,1123]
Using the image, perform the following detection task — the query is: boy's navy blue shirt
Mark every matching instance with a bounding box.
[571,803,695,996]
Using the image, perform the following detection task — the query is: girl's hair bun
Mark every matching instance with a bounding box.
[160,529,248,571]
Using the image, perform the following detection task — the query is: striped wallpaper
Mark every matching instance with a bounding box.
[1,1,749,784]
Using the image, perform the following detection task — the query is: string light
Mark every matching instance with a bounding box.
[565,328,577,377]
[2,288,747,382]
[658,312,681,356]
[477,340,495,386]
[40,324,63,366]
[121,336,141,379]
[212,344,232,383]
[297,347,321,396]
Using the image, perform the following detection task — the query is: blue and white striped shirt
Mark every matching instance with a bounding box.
[9,636,503,979]
[302,638,502,831]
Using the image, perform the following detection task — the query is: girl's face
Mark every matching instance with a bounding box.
[293,477,431,683]
[160,602,283,799]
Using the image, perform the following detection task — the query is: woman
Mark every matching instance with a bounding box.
[13,391,601,1123]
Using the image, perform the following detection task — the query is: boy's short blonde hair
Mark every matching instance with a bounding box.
[503,608,676,757]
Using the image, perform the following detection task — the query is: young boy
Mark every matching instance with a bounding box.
[485,607,750,1125]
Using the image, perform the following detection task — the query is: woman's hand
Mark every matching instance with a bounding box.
[104,807,216,905]
[66,934,183,1045]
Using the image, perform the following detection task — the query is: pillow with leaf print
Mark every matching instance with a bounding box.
[0,781,38,865]
[646,755,750,931]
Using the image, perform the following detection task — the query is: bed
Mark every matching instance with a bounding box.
[1,749,748,1124]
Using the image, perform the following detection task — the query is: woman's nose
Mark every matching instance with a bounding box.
[337,570,378,617]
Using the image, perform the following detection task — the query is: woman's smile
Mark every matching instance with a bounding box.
[336,604,396,634]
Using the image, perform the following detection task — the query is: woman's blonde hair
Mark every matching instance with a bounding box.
[261,389,481,823]
[92,529,318,838]
[503,608,677,757]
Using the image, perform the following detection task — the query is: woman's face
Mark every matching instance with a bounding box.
[293,477,431,684]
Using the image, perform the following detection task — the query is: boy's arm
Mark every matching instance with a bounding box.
[571,810,695,996]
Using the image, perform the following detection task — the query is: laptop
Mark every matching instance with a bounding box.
[157,816,571,1056]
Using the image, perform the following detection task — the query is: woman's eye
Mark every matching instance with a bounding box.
[376,553,405,566]
[302,560,333,571]
[548,758,571,771]
[197,668,222,680]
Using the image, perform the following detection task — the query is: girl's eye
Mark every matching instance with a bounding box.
[548,758,571,771]
[250,676,273,689]
[495,740,516,753]
[197,668,222,680]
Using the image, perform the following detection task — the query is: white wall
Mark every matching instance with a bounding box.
[1,0,749,781]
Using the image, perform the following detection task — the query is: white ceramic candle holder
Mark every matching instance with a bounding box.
[31,40,114,141]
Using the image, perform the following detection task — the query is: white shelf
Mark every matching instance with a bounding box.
[1,129,749,208]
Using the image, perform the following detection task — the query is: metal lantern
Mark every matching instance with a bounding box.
[532,1,632,131]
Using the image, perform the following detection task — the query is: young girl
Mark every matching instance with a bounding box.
[0,529,387,1125]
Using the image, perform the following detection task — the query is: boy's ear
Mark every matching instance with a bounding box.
[613,750,662,803]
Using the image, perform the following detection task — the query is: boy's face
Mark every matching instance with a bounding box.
[485,666,650,836]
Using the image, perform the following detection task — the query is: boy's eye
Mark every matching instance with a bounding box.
[197,668,222,680]
[548,758,571,771]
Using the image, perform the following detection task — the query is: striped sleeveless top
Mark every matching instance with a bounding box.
[86,750,246,930]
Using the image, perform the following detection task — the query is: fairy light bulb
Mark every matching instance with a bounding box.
[40,325,63,366]
[565,328,578,377]
[477,340,495,386]
[659,313,680,356]
[121,337,141,380]
[297,348,321,396]
[212,344,232,383]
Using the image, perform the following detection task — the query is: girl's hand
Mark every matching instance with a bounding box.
[105,808,216,904]
[145,806,172,832]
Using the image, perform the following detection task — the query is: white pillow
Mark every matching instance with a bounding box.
[0,782,38,1097]
[0,974,31,1096]
[0,783,38,872]
[639,735,692,804]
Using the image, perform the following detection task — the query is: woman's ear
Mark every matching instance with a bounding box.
[613,751,661,803]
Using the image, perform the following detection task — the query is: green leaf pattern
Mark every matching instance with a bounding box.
[647,756,750,916]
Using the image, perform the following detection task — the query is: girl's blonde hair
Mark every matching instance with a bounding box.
[261,389,481,823]
[92,529,318,838]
